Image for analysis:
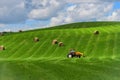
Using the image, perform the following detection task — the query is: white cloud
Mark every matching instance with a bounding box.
[0,0,120,30]
[50,15,64,26]
[65,17,73,23]
[4,29,11,32]
[66,0,98,3]
[98,9,120,21]
[0,0,27,24]
[67,5,77,11]
[66,0,120,3]
[0,24,5,27]
[50,2,114,26]
[28,0,65,20]
[50,14,74,26]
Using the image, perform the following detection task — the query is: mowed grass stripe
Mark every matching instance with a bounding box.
[0,34,18,52]
[0,36,16,57]
[15,32,48,58]
[91,26,110,59]
[7,32,37,59]
[5,34,25,52]
[30,30,61,58]
[5,33,32,58]
[112,33,117,59]
[15,31,38,59]
[8,40,30,59]
[51,30,76,58]
[75,29,89,50]
[114,33,120,58]
[89,29,100,59]
[7,40,26,59]
[18,32,44,59]
[27,31,51,59]
[95,33,108,59]
[107,34,115,59]
[57,29,84,59]
[34,30,58,58]
[102,28,115,59]
[96,27,113,59]
[0,34,24,58]
[54,29,81,58]
[84,34,95,59]
[12,35,36,59]
[113,33,118,59]
[42,30,65,58]
[49,30,68,58]
[71,29,92,62]
[0,35,12,46]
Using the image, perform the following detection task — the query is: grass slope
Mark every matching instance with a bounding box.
[0,22,120,80]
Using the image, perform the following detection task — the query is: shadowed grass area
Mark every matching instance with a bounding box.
[0,59,120,80]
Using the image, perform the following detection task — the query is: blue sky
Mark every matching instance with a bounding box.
[0,0,120,32]
[114,2,120,9]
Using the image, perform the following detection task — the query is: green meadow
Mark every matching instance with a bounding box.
[0,22,120,80]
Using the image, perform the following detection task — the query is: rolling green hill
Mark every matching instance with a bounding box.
[0,22,120,80]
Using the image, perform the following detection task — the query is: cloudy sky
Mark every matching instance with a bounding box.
[0,0,120,32]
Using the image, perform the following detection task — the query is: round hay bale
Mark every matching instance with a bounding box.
[0,45,5,50]
[19,30,22,32]
[52,39,58,45]
[34,37,39,42]
[58,42,64,47]
[94,30,99,35]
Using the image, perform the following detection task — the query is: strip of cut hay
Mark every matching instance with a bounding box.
[52,39,58,45]
[58,42,64,47]
[94,30,99,35]
[34,37,39,42]
[0,45,5,50]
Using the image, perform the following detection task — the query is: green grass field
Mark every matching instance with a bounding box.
[0,22,120,80]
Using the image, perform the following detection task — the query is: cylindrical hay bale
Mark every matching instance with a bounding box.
[52,39,58,45]
[0,45,5,50]
[19,30,22,32]
[94,30,99,35]
[34,37,39,42]
[58,42,64,47]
